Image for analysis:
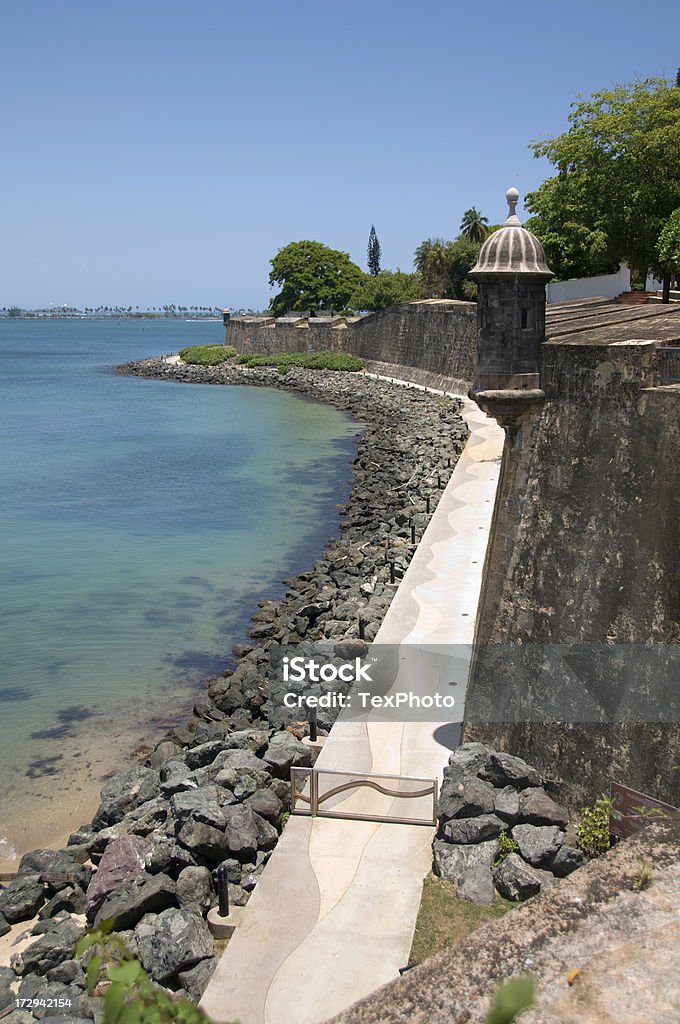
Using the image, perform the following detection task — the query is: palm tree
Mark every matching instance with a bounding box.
[460,207,489,244]
[414,238,453,298]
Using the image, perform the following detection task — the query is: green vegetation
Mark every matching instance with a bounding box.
[409,874,514,964]
[413,236,480,300]
[484,976,536,1024]
[525,77,680,282]
[493,830,519,868]
[657,207,680,300]
[460,206,490,244]
[269,240,365,316]
[75,923,232,1024]
[576,794,613,857]
[367,225,382,277]
[348,269,422,311]
[178,344,237,365]
[236,351,363,372]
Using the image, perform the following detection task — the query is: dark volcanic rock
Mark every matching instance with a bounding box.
[93,767,160,828]
[20,918,83,976]
[93,873,176,929]
[0,913,11,937]
[245,788,283,825]
[170,790,227,830]
[177,819,230,861]
[493,786,521,824]
[38,885,86,920]
[442,814,504,845]
[136,908,213,983]
[178,957,218,1001]
[0,874,45,923]
[433,839,499,886]
[511,824,565,867]
[437,776,496,823]
[175,867,213,912]
[493,853,542,901]
[479,751,542,790]
[18,850,89,893]
[550,843,588,876]
[517,787,568,827]
[262,732,312,775]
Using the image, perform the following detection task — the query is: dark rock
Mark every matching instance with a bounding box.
[18,851,89,894]
[214,859,241,884]
[511,824,565,867]
[0,966,15,1013]
[213,749,272,775]
[184,742,229,770]
[493,786,521,824]
[177,957,217,1001]
[220,729,270,754]
[262,732,312,775]
[479,751,542,790]
[136,908,213,983]
[146,839,196,877]
[214,767,269,800]
[517,787,568,827]
[147,740,183,771]
[437,776,496,823]
[225,806,278,859]
[493,853,542,901]
[550,844,588,876]
[442,814,504,845]
[433,839,499,888]
[85,836,153,914]
[446,743,493,778]
[175,867,213,912]
[17,975,82,1019]
[0,874,45,923]
[1,1012,35,1024]
[170,791,226,830]
[245,788,283,825]
[92,767,160,828]
[87,822,131,859]
[0,912,10,936]
[45,960,86,987]
[31,913,71,936]
[93,873,176,929]
[177,819,230,861]
[38,886,86,919]
[20,918,83,976]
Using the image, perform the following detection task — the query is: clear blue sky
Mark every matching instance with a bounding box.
[2,0,679,311]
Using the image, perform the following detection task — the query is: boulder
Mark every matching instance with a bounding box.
[38,885,87,920]
[212,749,272,775]
[93,873,176,930]
[16,975,83,1019]
[45,959,86,987]
[0,966,15,1013]
[214,859,242,884]
[493,853,542,901]
[446,743,494,778]
[442,814,504,845]
[20,918,83,976]
[184,741,229,770]
[223,806,262,860]
[433,839,500,885]
[18,850,90,893]
[177,819,230,862]
[493,786,521,824]
[175,867,213,912]
[0,912,10,937]
[517,787,568,827]
[437,776,495,823]
[550,843,588,877]
[92,767,160,828]
[145,838,196,876]
[147,740,183,771]
[170,790,226,830]
[136,908,213,983]
[245,788,283,825]
[479,751,542,790]
[221,729,270,754]
[511,824,565,867]
[0,873,45,923]
[85,836,153,914]
[178,957,218,1001]
[214,767,270,800]
[262,732,312,775]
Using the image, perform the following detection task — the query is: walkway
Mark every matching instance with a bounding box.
[200,395,504,1024]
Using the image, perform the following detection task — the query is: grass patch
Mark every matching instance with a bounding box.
[236,351,364,372]
[409,874,515,964]
[178,344,237,365]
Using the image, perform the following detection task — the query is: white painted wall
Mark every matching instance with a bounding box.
[546,264,631,304]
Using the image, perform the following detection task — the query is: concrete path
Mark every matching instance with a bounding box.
[201,395,504,1024]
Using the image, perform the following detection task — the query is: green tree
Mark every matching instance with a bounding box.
[460,207,489,243]
[413,237,480,300]
[525,77,680,283]
[657,207,680,301]
[348,269,422,311]
[367,225,381,277]
[269,240,365,316]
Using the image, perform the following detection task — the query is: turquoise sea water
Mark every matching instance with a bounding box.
[0,319,360,857]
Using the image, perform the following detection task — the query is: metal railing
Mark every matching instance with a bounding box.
[290,766,438,826]
[658,347,680,384]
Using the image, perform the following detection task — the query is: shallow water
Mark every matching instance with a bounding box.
[0,319,360,859]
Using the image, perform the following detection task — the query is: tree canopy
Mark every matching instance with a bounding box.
[413,237,479,300]
[348,269,422,311]
[268,240,365,316]
[525,77,680,282]
[460,207,489,243]
[367,225,381,277]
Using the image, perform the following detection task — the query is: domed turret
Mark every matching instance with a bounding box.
[469,188,554,426]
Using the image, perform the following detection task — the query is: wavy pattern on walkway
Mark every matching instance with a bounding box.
[200,392,504,1024]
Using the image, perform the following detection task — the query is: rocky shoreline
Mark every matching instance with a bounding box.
[0,361,469,1017]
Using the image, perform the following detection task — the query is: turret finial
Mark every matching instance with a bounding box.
[504,187,521,226]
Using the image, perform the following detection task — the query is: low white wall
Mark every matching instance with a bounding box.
[546,265,630,304]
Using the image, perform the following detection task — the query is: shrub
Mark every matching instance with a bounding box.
[178,345,237,365]
[235,351,363,372]
[576,793,612,857]
[492,830,519,868]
